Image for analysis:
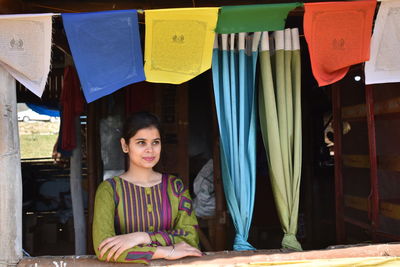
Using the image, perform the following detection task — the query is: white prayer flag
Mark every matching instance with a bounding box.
[365,0,400,85]
[0,14,54,97]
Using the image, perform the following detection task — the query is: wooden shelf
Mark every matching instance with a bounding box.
[343,154,400,172]
[375,231,400,241]
[344,216,370,230]
[344,194,400,220]
[343,154,370,169]
[342,97,400,121]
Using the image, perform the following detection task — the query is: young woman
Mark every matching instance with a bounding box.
[93,112,201,264]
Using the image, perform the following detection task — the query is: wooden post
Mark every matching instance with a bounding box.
[332,83,345,244]
[0,66,22,266]
[209,75,227,251]
[365,84,379,241]
[86,102,100,254]
[70,117,86,255]
[177,84,189,185]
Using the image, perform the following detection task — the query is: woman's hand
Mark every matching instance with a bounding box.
[99,232,151,261]
[164,242,202,260]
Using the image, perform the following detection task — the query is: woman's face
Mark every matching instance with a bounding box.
[121,126,161,169]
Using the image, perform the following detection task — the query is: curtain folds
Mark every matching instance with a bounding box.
[212,32,260,250]
[258,29,302,251]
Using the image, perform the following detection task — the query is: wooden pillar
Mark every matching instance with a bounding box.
[86,102,100,254]
[70,117,86,255]
[0,66,22,266]
[212,137,227,251]
[332,83,345,244]
[365,84,379,241]
[177,84,189,184]
[210,78,227,251]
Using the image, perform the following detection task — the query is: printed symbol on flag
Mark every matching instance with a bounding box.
[151,20,206,75]
[9,37,24,51]
[172,34,185,43]
[332,38,345,50]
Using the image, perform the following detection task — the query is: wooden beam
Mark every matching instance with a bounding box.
[209,72,227,251]
[344,195,368,212]
[343,154,400,172]
[0,0,23,13]
[365,84,380,242]
[344,216,371,231]
[379,155,400,172]
[332,83,345,244]
[22,0,306,13]
[177,84,189,185]
[344,194,400,222]
[342,97,400,120]
[86,101,101,254]
[342,154,370,169]
[342,103,366,120]
[16,243,400,266]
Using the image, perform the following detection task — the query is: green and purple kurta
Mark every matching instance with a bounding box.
[93,174,199,264]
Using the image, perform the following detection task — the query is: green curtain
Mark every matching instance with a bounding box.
[258,29,302,251]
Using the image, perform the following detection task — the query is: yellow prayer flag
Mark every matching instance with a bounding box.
[144,8,219,84]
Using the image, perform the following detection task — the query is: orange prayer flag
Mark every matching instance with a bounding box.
[304,0,376,86]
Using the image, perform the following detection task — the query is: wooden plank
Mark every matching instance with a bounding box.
[375,97,400,116]
[344,195,368,212]
[343,216,371,230]
[379,155,400,172]
[365,84,380,241]
[0,0,23,13]
[381,201,400,220]
[344,194,400,221]
[342,97,400,120]
[86,101,100,254]
[210,77,227,251]
[16,243,400,266]
[375,231,400,241]
[342,154,400,172]
[154,85,188,184]
[177,84,189,185]
[342,103,366,120]
[332,83,345,243]
[24,0,306,13]
[342,154,370,169]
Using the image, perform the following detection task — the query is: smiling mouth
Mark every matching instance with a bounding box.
[143,157,155,162]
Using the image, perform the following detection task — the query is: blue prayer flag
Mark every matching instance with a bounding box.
[62,10,145,103]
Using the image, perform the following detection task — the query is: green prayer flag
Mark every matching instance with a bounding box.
[216,3,303,34]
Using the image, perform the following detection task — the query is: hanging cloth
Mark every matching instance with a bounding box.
[144,8,218,84]
[212,32,260,250]
[0,13,53,97]
[60,66,85,151]
[304,0,376,86]
[62,10,145,103]
[259,29,302,251]
[216,3,302,34]
[365,0,400,85]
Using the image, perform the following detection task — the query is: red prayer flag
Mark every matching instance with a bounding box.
[304,0,376,86]
[61,66,85,151]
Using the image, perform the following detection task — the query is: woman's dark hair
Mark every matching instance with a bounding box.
[122,112,161,143]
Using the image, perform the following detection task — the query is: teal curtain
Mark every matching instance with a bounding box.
[212,33,260,250]
[258,29,302,251]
